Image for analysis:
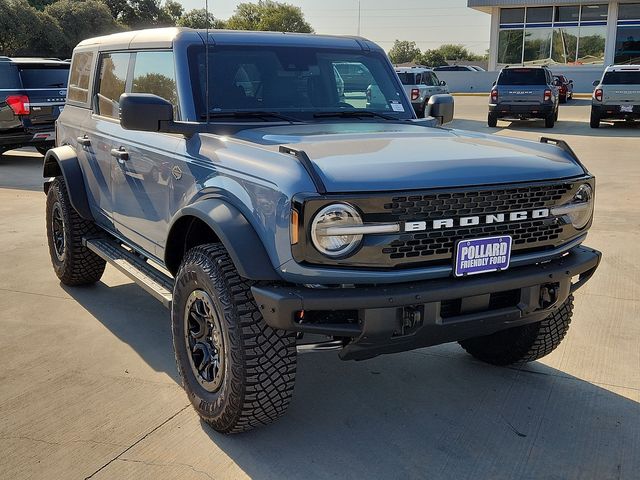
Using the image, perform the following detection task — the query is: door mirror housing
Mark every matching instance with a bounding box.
[427,94,454,125]
[592,80,599,87]
[569,80,574,84]
[119,93,198,136]
[440,80,447,86]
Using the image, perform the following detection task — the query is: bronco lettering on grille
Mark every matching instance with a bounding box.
[403,208,550,233]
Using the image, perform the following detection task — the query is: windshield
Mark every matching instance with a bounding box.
[602,71,640,85]
[18,66,69,89]
[188,46,412,121]
[497,68,547,86]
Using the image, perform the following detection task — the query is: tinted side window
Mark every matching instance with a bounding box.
[68,52,94,104]
[0,63,21,89]
[131,51,178,117]
[96,52,130,119]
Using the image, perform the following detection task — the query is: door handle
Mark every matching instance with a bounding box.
[110,147,129,161]
[77,135,91,147]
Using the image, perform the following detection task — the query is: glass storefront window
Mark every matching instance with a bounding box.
[500,8,525,24]
[526,7,553,24]
[555,6,580,23]
[552,28,579,64]
[615,27,640,65]
[577,25,607,64]
[618,4,640,21]
[580,4,608,22]
[523,28,552,64]
[498,30,524,64]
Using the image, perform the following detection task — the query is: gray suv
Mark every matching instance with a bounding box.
[489,66,560,128]
[44,28,600,434]
[591,65,640,128]
[395,66,449,117]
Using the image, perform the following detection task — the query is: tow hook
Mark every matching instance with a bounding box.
[540,283,560,309]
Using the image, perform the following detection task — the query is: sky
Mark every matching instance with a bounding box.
[177,0,492,54]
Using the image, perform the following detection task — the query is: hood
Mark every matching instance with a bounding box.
[233,123,586,193]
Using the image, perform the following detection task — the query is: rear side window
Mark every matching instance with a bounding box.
[397,72,415,85]
[131,51,178,117]
[602,71,640,85]
[96,52,130,119]
[68,52,94,104]
[497,68,547,85]
[18,65,69,89]
[0,63,21,89]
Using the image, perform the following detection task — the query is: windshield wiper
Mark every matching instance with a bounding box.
[313,110,397,120]
[202,111,302,123]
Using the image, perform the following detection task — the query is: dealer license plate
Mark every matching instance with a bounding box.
[454,236,512,277]
[621,105,633,113]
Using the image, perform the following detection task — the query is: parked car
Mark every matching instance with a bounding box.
[554,75,574,103]
[395,66,449,117]
[590,65,640,128]
[434,65,480,72]
[488,66,560,128]
[0,57,69,156]
[44,28,599,434]
[333,61,374,92]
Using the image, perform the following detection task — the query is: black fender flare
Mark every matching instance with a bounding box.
[43,145,94,221]
[166,199,281,281]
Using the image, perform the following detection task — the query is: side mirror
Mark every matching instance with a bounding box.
[569,80,574,84]
[119,93,198,136]
[592,80,599,87]
[492,80,497,86]
[440,80,447,86]
[427,94,454,125]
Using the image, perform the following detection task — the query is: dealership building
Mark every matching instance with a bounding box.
[468,1,640,71]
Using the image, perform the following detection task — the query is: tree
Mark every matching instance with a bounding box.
[0,0,64,56]
[387,40,422,65]
[27,0,55,10]
[177,9,225,29]
[436,44,482,61]
[46,0,120,57]
[102,0,127,20]
[417,49,447,67]
[110,0,172,28]
[162,0,183,24]
[226,1,313,33]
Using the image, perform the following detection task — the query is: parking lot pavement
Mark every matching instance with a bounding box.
[0,98,638,480]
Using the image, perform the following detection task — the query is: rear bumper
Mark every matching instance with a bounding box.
[592,104,640,120]
[0,125,55,148]
[490,103,554,119]
[252,245,601,361]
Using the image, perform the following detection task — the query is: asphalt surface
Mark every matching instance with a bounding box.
[1,97,638,480]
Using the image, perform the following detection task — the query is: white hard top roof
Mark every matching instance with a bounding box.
[76,27,185,50]
[605,65,640,72]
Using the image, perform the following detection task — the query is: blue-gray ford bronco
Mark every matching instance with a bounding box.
[43,28,601,433]
[489,66,560,128]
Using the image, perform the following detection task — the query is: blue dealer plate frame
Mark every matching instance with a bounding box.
[454,235,513,277]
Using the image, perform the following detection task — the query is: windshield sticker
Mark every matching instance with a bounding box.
[390,101,405,112]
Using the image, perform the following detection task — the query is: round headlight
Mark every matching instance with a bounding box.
[553,183,594,230]
[310,203,363,257]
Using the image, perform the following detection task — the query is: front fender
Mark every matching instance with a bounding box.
[43,145,93,221]
[168,199,281,281]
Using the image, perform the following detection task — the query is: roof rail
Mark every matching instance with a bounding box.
[0,56,11,62]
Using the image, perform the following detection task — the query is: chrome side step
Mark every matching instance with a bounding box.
[84,237,174,308]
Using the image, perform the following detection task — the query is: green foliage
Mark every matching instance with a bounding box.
[162,0,182,24]
[119,0,172,29]
[226,1,313,33]
[417,49,448,67]
[0,0,62,56]
[387,40,422,64]
[27,0,55,10]
[177,9,225,29]
[133,72,177,104]
[46,0,119,57]
[436,44,480,61]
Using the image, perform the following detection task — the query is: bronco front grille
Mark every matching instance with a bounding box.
[293,180,588,269]
[379,184,571,264]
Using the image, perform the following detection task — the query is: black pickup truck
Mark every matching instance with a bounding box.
[0,57,69,156]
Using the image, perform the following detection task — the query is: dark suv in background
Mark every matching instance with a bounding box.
[0,57,69,156]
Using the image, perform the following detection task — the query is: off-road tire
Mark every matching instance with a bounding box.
[545,111,556,128]
[172,244,297,434]
[590,111,600,128]
[45,177,106,285]
[488,113,498,128]
[458,295,574,366]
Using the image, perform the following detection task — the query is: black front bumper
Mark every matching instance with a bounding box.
[592,104,640,121]
[252,246,601,361]
[490,103,554,119]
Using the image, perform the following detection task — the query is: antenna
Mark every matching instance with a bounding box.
[357,1,361,36]
[205,0,210,124]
